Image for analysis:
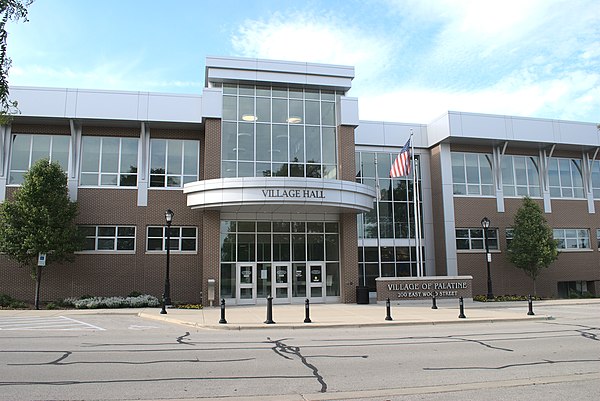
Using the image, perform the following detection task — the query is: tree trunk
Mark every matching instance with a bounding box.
[34,265,42,310]
[532,278,537,297]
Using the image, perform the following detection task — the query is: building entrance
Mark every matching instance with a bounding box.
[236,262,326,304]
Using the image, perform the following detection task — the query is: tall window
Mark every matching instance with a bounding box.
[355,151,421,239]
[149,139,199,187]
[80,137,138,187]
[590,160,600,199]
[548,158,584,198]
[451,152,494,196]
[221,84,338,179]
[358,245,424,289]
[456,228,498,250]
[78,225,136,252]
[553,229,590,249]
[501,155,541,197]
[146,226,197,252]
[9,134,69,185]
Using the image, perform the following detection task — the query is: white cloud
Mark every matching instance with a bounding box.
[231,11,394,83]
[10,64,202,93]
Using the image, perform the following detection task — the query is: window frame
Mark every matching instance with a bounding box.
[149,139,199,188]
[501,155,541,197]
[8,133,70,185]
[548,157,585,199]
[77,225,136,253]
[146,226,198,253]
[455,227,499,251]
[553,228,590,250]
[79,136,139,187]
[451,152,494,197]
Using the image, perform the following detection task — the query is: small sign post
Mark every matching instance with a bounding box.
[38,253,46,267]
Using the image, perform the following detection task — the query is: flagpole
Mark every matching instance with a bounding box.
[409,129,422,277]
[416,159,424,277]
[374,153,382,280]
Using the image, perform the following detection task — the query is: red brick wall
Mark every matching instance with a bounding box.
[0,124,206,305]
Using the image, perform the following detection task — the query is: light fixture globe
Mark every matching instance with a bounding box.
[165,209,174,224]
[481,216,490,229]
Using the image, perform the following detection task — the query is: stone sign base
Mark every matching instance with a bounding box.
[376,276,473,302]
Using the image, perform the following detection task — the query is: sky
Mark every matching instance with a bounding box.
[6,0,600,124]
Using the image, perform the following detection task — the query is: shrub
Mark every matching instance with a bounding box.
[0,294,28,309]
[61,294,160,309]
[176,303,203,309]
[474,294,541,302]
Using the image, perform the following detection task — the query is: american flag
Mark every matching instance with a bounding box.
[389,138,411,177]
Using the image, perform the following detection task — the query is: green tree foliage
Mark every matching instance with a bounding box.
[0,0,33,124]
[508,196,558,295]
[0,159,80,309]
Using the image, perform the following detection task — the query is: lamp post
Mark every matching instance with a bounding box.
[481,217,494,300]
[160,209,174,314]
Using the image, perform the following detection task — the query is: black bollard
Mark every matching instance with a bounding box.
[431,294,438,310]
[527,294,535,316]
[385,298,393,321]
[264,295,275,324]
[304,298,312,323]
[160,293,167,314]
[458,296,466,319]
[219,298,227,324]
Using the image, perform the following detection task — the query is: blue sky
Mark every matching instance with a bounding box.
[6,0,600,124]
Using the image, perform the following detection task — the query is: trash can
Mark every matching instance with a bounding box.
[356,286,370,304]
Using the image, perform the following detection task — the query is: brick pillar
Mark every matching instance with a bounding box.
[201,118,221,306]
[340,213,359,303]
[203,118,221,180]
[338,124,359,303]
[202,210,220,306]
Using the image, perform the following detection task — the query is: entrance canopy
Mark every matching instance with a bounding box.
[183,177,376,214]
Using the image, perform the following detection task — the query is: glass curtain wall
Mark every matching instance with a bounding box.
[220,221,340,299]
[355,151,424,289]
[221,84,338,179]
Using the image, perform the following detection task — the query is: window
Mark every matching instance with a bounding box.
[597,229,600,250]
[78,225,136,252]
[9,134,69,185]
[501,155,541,197]
[147,226,197,252]
[221,84,338,179]
[451,152,494,196]
[590,160,600,199]
[355,151,422,239]
[80,136,138,187]
[150,139,199,187]
[553,229,590,250]
[456,228,498,250]
[548,158,584,198]
[357,245,425,288]
[505,228,514,249]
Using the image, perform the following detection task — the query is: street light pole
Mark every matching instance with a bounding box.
[481,216,494,300]
[161,209,174,314]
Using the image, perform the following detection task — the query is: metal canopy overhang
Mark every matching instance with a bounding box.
[183,177,377,214]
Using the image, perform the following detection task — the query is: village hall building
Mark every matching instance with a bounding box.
[1,56,599,305]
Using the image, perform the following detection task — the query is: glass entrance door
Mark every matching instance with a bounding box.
[291,262,326,303]
[237,263,255,304]
[273,263,291,303]
[308,263,326,302]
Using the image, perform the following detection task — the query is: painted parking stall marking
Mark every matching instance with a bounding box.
[0,316,106,331]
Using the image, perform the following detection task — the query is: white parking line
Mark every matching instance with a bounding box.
[0,316,105,331]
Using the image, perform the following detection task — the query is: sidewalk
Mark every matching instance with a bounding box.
[137,299,563,330]
[3,298,597,330]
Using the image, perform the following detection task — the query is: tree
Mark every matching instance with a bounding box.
[0,0,33,125]
[507,196,558,295]
[0,159,80,309]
